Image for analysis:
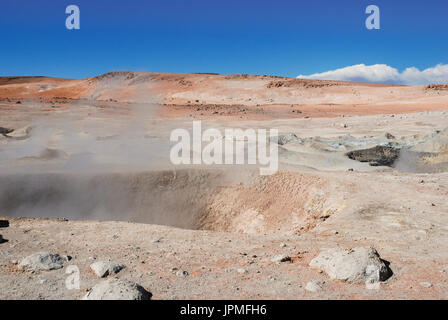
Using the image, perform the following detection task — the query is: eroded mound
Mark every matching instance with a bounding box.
[197,172,345,234]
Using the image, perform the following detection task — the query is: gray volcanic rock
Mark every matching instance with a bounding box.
[90,260,125,278]
[83,278,152,300]
[309,247,392,283]
[18,252,65,271]
[0,127,14,136]
[346,146,400,167]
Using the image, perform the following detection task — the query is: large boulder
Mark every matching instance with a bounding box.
[346,146,400,167]
[83,278,152,300]
[90,260,125,278]
[18,252,65,271]
[309,247,392,283]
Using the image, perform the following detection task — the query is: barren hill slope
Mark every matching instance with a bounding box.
[1,72,447,120]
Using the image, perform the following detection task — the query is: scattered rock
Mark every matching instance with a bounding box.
[271,254,291,263]
[305,280,325,292]
[279,242,287,248]
[176,270,189,277]
[274,133,299,145]
[385,133,396,140]
[90,260,125,278]
[18,252,65,271]
[83,278,152,300]
[237,268,248,274]
[420,281,433,288]
[309,247,392,283]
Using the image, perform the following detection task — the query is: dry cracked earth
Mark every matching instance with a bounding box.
[0,72,447,299]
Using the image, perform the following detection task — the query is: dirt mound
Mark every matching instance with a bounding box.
[198,172,344,234]
[410,128,448,153]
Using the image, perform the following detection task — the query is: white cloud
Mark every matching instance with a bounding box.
[297,63,448,85]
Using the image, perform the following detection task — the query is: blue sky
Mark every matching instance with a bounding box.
[0,0,447,80]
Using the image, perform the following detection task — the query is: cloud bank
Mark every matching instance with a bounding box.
[297,63,448,85]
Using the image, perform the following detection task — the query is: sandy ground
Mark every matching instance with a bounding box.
[0,72,447,299]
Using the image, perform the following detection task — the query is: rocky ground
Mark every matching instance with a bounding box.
[0,73,447,299]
